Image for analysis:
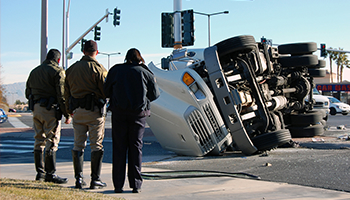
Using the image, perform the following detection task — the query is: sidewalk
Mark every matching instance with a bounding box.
[1,161,350,200]
[1,127,350,199]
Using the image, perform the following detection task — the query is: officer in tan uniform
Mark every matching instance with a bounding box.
[64,40,107,189]
[25,49,70,184]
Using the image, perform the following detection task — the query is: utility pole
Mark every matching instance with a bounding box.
[62,0,66,69]
[40,0,48,63]
[62,0,71,70]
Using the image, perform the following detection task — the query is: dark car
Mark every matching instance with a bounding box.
[0,108,8,123]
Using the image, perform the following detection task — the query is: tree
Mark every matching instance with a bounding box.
[327,47,338,83]
[335,49,349,82]
[0,64,9,109]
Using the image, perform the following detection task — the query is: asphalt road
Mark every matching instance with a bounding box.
[1,112,350,193]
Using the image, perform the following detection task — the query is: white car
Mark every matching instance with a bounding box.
[311,88,329,121]
[327,96,350,115]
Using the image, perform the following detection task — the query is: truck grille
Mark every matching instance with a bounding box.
[187,109,215,154]
[202,104,226,141]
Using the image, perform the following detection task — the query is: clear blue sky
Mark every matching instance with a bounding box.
[1,0,350,85]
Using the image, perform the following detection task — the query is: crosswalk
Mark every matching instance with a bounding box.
[0,138,75,154]
[5,114,112,129]
[7,116,30,128]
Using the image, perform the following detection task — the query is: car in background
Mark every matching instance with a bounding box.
[8,108,16,112]
[327,96,350,115]
[311,88,329,121]
[0,108,8,123]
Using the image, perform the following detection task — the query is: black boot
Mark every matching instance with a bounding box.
[72,150,86,189]
[44,150,68,184]
[34,150,45,181]
[90,150,107,189]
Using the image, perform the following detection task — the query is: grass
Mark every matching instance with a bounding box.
[0,178,125,200]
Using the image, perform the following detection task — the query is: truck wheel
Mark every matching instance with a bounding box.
[308,69,326,77]
[290,111,322,126]
[330,107,337,115]
[278,55,318,67]
[278,42,317,55]
[308,60,326,69]
[215,35,256,57]
[251,129,292,152]
[287,124,324,137]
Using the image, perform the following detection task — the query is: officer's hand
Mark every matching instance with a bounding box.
[64,117,72,124]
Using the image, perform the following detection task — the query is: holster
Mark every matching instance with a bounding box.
[55,105,63,120]
[28,94,34,111]
[46,97,56,111]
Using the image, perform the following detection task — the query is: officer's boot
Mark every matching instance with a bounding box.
[34,149,45,181]
[72,150,86,189]
[90,150,107,189]
[44,150,68,184]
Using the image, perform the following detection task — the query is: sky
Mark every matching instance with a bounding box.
[1,0,350,85]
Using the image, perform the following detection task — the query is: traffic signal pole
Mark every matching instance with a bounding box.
[66,10,110,57]
[173,0,182,49]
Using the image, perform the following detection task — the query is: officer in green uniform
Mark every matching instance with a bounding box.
[25,49,71,184]
[64,40,108,189]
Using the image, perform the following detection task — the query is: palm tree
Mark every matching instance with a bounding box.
[335,49,349,82]
[327,48,338,83]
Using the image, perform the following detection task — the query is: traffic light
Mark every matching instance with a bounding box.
[81,38,87,52]
[161,12,174,48]
[94,26,101,41]
[261,37,267,44]
[320,43,326,57]
[181,9,195,46]
[113,8,121,26]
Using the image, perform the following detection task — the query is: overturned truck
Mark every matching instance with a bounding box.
[147,35,326,156]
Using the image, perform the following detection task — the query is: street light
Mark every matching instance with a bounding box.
[193,11,229,46]
[99,52,121,69]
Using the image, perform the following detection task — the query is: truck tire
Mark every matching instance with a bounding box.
[251,129,292,152]
[287,124,324,137]
[290,111,322,126]
[278,55,318,67]
[309,59,326,68]
[278,42,317,55]
[308,69,326,77]
[215,35,256,57]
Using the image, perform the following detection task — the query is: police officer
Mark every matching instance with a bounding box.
[64,40,107,189]
[104,48,160,193]
[25,49,70,184]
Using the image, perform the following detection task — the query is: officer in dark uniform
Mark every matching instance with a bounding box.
[64,40,108,189]
[25,49,70,184]
[104,48,160,193]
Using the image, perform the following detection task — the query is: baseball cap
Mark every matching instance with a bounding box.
[84,40,98,52]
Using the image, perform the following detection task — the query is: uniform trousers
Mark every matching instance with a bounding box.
[72,107,105,152]
[33,104,61,151]
[111,108,146,190]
